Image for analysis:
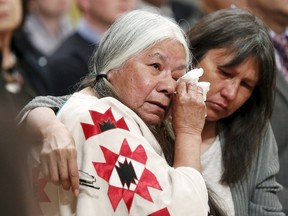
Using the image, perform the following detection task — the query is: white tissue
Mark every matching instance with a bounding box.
[197,82,210,101]
[178,68,204,83]
[178,68,210,101]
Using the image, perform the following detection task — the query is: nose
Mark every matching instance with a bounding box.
[221,80,239,101]
[158,72,176,96]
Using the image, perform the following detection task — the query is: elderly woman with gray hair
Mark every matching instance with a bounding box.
[19,8,285,216]
[22,10,211,215]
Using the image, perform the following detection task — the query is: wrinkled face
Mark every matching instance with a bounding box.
[0,0,22,33]
[108,40,187,125]
[86,0,136,26]
[198,48,259,122]
[33,0,72,17]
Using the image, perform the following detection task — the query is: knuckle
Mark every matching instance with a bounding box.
[62,180,71,190]
[70,169,79,178]
[50,174,59,184]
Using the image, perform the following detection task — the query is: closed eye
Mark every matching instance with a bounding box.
[220,69,231,77]
[241,81,253,91]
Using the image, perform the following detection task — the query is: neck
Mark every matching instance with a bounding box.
[201,121,218,153]
[83,15,111,34]
[36,12,63,37]
[0,32,14,69]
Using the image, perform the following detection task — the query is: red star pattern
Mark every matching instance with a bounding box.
[93,138,162,213]
[32,166,50,215]
[81,107,129,139]
[149,207,170,216]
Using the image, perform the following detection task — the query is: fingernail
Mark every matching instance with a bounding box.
[74,189,79,196]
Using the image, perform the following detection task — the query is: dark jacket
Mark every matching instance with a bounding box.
[47,32,99,96]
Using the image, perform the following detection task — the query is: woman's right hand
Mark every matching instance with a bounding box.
[26,107,79,196]
[172,81,206,137]
[171,81,206,171]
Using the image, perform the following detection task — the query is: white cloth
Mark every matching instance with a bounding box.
[201,136,235,216]
[31,93,209,215]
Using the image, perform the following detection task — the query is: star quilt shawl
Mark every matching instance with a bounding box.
[31,92,209,216]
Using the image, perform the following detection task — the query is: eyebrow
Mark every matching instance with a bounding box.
[149,52,187,71]
[149,52,167,61]
[218,65,258,86]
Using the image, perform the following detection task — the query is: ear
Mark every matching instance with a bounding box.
[107,69,120,83]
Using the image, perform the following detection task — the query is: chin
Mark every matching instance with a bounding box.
[142,116,162,126]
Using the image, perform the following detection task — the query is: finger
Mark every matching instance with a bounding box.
[175,80,187,95]
[196,86,206,103]
[186,81,198,93]
[47,152,60,185]
[40,155,50,179]
[57,153,71,191]
[67,148,79,196]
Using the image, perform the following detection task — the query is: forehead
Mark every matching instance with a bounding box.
[204,48,259,79]
[138,40,187,62]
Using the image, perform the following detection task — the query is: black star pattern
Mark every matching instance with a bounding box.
[99,119,116,132]
[116,158,138,189]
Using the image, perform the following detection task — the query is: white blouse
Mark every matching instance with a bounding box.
[201,135,235,216]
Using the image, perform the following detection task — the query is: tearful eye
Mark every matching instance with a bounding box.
[173,70,186,81]
[151,63,161,70]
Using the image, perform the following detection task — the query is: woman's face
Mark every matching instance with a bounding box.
[84,0,136,27]
[32,0,72,17]
[108,39,187,125]
[198,48,259,122]
[0,0,22,33]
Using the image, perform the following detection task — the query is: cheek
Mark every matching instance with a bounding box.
[122,78,150,107]
[231,93,251,113]
[13,5,22,28]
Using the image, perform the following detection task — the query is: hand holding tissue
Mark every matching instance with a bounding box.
[178,68,210,101]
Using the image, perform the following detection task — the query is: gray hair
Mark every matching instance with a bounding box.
[91,9,191,76]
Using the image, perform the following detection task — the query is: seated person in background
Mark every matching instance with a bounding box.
[1,0,36,121]
[1,0,33,214]
[19,8,285,216]
[45,0,136,96]
[136,0,204,31]
[22,0,74,56]
[13,0,74,95]
[21,10,212,216]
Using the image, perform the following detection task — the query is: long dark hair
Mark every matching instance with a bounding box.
[187,8,276,185]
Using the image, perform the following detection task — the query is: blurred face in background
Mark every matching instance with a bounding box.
[246,0,288,33]
[0,0,22,34]
[143,0,169,7]
[200,0,231,14]
[29,0,72,17]
[80,0,136,28]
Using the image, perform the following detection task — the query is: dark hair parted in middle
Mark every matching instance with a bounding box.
[187,8,276,185]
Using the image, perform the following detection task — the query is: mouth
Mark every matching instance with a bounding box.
[206,100,227,112]
[148,101,168,112]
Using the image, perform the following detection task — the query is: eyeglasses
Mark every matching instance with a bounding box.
[79,170,100,190]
